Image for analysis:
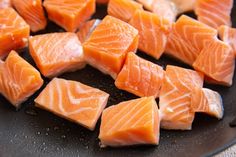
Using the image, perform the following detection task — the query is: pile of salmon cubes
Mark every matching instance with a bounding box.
[0,0,235,148]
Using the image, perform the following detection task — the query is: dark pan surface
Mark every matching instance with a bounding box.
[1,3,236,157]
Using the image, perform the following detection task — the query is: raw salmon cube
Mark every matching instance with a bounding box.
[191,87,224,119]
[77,19,101,43]
[115,52,165,98]
[108,0,143,22]
[0,51,43,108]
[0,8,30,59]
[129,10,171,59]
[29,32,86,78]
[159,65,204,130]
[99,97,159,147]
[218,25,236,57]
[193,39,235,86]
[83,15,139,79]
[43,0,96,32]
[12,0,47,32]
[0,0,11,9]
[35,78,109,131]
[165,15,217,65]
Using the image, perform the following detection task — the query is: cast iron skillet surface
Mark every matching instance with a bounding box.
[0,3,236,157]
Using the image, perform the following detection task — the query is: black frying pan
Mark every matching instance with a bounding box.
[0,3,236,157]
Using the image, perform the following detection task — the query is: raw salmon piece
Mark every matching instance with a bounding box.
[29,32,86,78]
[96,0,109,4]
[99,97,159,147]
[77,19,101,43]
[195,0,233,29]
[129,10,170,59]
[35,78,109,131]
[218,25,236,57]
[0,51,43,108]
[0,8,30,59]
[172,0,196,14]
[0,0,11,9]
[159,65,204,130]
[193,39,235,86]
[12,0,47,32]
[115,52,165,98]
[136,0,178,22]
[191,87,223,119]
[165,15,217,65]
[43,0,96,32]
[83,15,139,79]
[108,0,143,22]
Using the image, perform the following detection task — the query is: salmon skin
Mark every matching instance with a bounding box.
[193,39,235,87]
[129,10,171,59]
[0,0,11,9]
[108,0,143,22]
[195,0,233,29]
[0,51,43,109]
[83,15,139,79]
[159,65,204,130]
[35,78,109,131]
[99,97,160,147]
[0,8,30,59]
[43,0,96,32]
[12,0,47,32]
[77,19,101,43]
[115,52,165,98]
[29,32,86,78]
[165,15,217,66]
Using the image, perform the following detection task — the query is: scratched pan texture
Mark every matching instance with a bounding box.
[0,3,236,157]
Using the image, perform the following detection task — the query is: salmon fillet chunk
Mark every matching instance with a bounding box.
[35,78,109,131]
[99,97,160,147]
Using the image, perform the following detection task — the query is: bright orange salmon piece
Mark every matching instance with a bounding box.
[129,10,170,59]
[83,15,139,79]
[218,25,236,57]
[159,65,204,130]
[193,39,235,86]
[195,0,233,29]
[172,0,196,14]
[137,0,177,22]
[0,0,11,8]
[0,51,43,108]
[108,0,143,22]
[12,0,47,32]
[29,32,86,78]
[43,0,95,32]
[165,15,217,65]
[115,52,165,98]
[77,19,101,43]
[0,8,30,59]
[191,87,223,119]
[35,78,109,131]
[99,97,159,147]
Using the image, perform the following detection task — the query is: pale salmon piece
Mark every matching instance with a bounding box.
[193,39,235,86]
[129,10,170,59]
[195,0,233,29]
[12,0,47,32]
[191,87,223,119]
[115,52,165,98]
[137,0,178,22]
[96,0,109,4]
[0,0,11,9]
[172,0,196,14]
[0,51,43,108]
[99,97,159,147]
[108,0,143,22]
[83,15,139,79]
[0,8,30,59]
[29,32,86,78]
[159,65,204,130]
[43,0,95,32]
[165,15,217,65]
[218,25,236,57]
[35,78,109,131]
[77,19,101,43]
